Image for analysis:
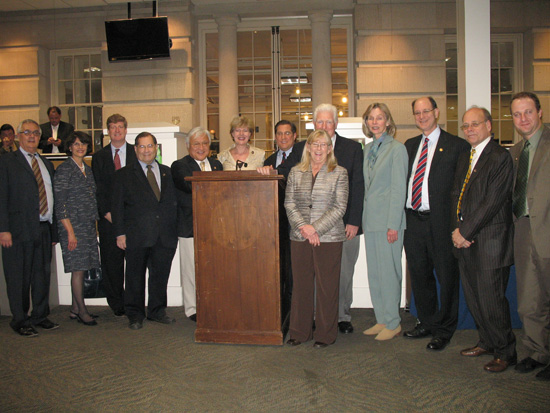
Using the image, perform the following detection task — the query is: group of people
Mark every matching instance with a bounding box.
[1,93,548,381]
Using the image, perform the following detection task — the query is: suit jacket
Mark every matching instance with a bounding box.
[111,161,178,250]
[0,149,58,242]
[285,164,348,243]
[405,130,470,246]
[92,143,137,219]
[451,140,514,269]
[171,155,222,238]
[510,125,550,259]
[363,133,408,232]
[278,133,364,232]
[39,121,74,153]
[264,151,278,168]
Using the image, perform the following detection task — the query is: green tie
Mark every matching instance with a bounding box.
[513,140,530,218]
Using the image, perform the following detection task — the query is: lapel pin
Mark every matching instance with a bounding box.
[439,148,443,152]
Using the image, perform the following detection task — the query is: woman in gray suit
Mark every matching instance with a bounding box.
[362,103,408,341]
[54,131,100,326]
[284,129,349,348]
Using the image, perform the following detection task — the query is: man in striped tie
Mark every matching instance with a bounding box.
[0,119,59,337]
[403,97,469,351]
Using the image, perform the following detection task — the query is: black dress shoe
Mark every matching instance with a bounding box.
[17,326,38,337]
[147,315,175,324]
[338,321,354,334]
[535,364,550,381]
[70,311,99,320]
[286,339,302,346]
[128,320,143,330]
[313,342,329,349]
[75,313,98,326]
[113,309,125,317]
[427,337,450,351]
[515,357,545,373]
[188,314,197,322]
[34,319,59,330]
[403,325,431,338]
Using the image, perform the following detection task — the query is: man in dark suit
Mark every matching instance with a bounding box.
[276,104,364,334]
[171,127,222,322]
[112,132,178,330]
[403,97,469,351]
[1,124,19,155]
[39,106,74,153]
[264,120,297,168]
[452,106,516,373]
[92,114,137,317]
[509,92,550,380]
[0,119,59,336]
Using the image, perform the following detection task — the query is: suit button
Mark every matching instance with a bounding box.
[309,205,312,208]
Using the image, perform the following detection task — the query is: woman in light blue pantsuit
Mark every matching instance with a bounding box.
[362,103,408,341]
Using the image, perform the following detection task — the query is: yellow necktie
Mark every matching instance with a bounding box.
[200,161,205,171]
[457,148,475,219]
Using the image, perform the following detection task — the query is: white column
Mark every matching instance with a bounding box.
[215,15,240,151]
[457,0,491,125]
[309,10,333,110]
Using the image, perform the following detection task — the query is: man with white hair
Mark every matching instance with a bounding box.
[171,127,223,322]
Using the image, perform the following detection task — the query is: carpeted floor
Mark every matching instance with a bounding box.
[0,306,548,412]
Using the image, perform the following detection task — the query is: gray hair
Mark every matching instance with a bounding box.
[186,127,212,147]
[463,106,492,123]
[17,119,42,136]
[313,103,338,125]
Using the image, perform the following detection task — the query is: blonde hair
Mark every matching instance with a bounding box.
[297,129,338,172]
[229,115,254,138]
[362,102,397,138]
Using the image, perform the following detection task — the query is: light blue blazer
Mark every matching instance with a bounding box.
[363,133,408,232]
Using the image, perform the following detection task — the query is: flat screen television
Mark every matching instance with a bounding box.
[105,17,170,62]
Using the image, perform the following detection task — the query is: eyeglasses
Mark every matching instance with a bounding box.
[191,141,209,148]
[72,142,88,147]
[460,121,486,131]
[315,120,334,126]
[276,131,293,137]
[137,144,156,149]
[310,142,328,149]
[413,109,435,117]
[21,130,41,137]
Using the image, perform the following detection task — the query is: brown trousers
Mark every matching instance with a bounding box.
[289,240,343,344]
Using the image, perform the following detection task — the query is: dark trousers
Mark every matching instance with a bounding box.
[459,256,516,361]
[289,240,342,345]
[404,211,459,339]
[124,242,176,321]
[2,222,52,330]
[98,217,125,313]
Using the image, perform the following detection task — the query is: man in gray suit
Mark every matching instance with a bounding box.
[509,92,550,380]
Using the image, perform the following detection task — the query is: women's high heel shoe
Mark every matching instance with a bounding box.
[75,313,98,326]
[375,325,401,341]
[70,311,98,320]
[363,323,386,335]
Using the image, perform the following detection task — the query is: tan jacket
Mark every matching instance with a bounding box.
[285,164,348,243]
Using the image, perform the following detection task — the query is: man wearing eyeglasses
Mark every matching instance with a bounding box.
[509,92,550,381]
[92,114,137,317]
[403,97,469,351]
[451,106,516,373]
[0,119,59,337]
[111,132,178,330]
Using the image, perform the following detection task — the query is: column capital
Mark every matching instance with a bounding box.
[214,14,241,28]
[308,10,333,24]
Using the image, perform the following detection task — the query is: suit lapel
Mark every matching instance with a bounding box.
[529,127,550,179]
[466,141,493,190]
[430,132,447,175]
[15,150,37,179]
[134,162,158,200]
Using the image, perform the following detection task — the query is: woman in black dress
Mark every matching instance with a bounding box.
[54,131,100,326]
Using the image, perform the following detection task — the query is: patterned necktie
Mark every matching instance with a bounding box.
[200,161,205,171]
[146,165,161,201]
[114,149,121,170]
[513,140,530,217]
[281,151,286,164]
[411,138,429,210]
[457,148,476,219]
[29,154,48,216]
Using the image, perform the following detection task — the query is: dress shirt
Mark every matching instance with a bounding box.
[406,127,441,211]
[51,124,60,153]
[194,158,212,171]
[276,147,293,168]
[138,160,161,188]
[470,136,492,171]
[111,142,128,168]
[19,147,54,223]
[519,125,543,215]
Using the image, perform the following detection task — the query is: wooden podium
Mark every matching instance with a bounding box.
[187,171,287,345]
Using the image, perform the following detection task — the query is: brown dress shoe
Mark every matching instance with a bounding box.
[484,358,516,373]
[460,346,493,357]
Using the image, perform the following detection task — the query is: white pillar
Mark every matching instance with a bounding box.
[309,10,333,110]
[457,0,491,125]
[215,15,240,151]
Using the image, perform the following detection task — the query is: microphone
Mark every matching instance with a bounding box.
[235,160,248,170]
